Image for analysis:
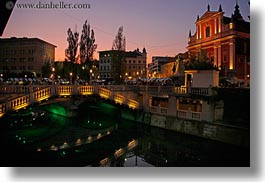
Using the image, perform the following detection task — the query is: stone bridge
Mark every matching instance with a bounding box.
[0,84,213,120]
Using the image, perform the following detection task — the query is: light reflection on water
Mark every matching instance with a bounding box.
[0,101,250,167]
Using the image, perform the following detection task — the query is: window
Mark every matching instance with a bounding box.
[28,57,34,62]
[224,55,227,62]
[11,66,16,70]
[20,50,25,55]
[138,60,141,64]
[3,66,9,70]
[20,66,25,70]
[206,27,210,37]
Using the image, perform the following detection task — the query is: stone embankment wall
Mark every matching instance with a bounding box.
[133,112,249,147]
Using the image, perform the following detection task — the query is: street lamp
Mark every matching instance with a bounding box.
[89,69,93,83]
[70,72,73,85]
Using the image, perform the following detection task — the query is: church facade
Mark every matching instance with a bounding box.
[187,3,250,85]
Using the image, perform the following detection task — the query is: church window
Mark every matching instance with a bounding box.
[206,27,210,37]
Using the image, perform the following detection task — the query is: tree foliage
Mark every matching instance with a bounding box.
[41,61,51,78]
[112,26,126,51]
[79,20,97,64]
[65,28,79,64]
[185,50,216,70]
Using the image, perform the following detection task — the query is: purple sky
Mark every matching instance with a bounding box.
[3,0,250,63]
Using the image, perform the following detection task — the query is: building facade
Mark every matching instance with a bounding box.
[187,3,250,84]
[148,56,175,78]
[99,48,147,83]
[124,48,147,80]
[99,50,125,83]
[0,37,56,77]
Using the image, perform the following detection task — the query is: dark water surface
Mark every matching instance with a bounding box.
[0,99,249,167]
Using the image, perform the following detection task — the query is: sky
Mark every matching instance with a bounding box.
[3,0,250,63]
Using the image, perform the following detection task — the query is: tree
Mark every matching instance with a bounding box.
[112,26,126,51]
[41,61,51,78]
[79,20,97,65]
[65,28,79,79]
[65,28,79,64]
[111,26,126,84]
[185,53,215,70]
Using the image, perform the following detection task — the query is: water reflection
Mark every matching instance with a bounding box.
[0,101,249,167]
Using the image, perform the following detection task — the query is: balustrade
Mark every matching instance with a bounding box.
[99,87,112,99]
[127,99,139,109]
[177,110,202,121]
[0,103,6,117]
[77,86,94,95]
[114,94,125,105]
[57,86,73,96]
[0,84,212,119]
[10,95,30,110]
[150,106,168,115]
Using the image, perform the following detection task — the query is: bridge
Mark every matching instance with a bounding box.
[0,84,214,121]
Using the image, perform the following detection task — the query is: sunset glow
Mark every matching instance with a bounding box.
[3,0,249,63]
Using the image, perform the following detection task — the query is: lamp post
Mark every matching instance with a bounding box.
[70,72,73,85]
[89,69,93,84]
[125,73,128,84]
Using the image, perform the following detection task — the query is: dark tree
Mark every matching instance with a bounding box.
[185,51,215,70]
[41,61,51,78]
[65,28,79,79]
[112,26,126,51]
[111,26,126,84]
[79,20,97,65]
[65,28,79,64]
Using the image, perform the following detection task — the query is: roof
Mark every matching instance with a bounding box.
[125,51,143,58]
[0,37,57,47]
[197,11,221,22]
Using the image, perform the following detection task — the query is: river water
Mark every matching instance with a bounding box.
[0,99,249,167]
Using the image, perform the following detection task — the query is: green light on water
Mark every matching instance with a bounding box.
[47,104,68,117]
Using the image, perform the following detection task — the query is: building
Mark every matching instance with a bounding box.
[148,56,175,78]
[98,50,125,83]
[161,53,187,78]
[187,3,250,85]
[0,37,56,77]
[99,48,147,83]
[184,70,219,88]
[124,48,147,80]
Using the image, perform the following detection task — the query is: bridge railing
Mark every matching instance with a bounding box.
[0,85,50,94]
[189,87,212,96]
[0,103,6,117]
[9,94,31,111]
